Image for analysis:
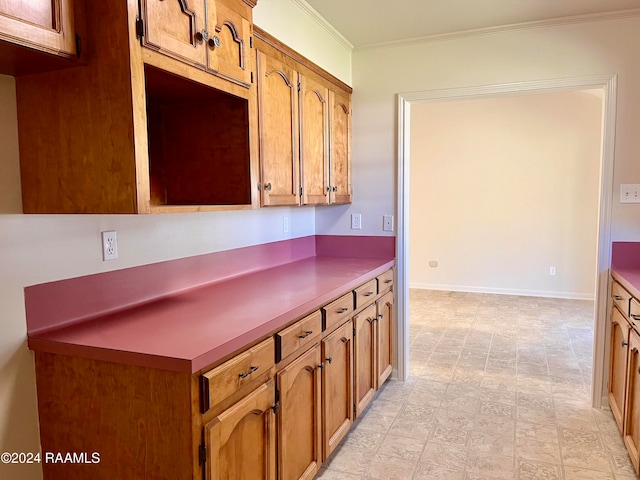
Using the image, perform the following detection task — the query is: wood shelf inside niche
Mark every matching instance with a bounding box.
[144,64,251,208]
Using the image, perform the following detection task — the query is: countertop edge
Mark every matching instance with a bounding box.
[29,258,396,374]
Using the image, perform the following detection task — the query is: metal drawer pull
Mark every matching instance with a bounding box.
[384,279,392,284]
[632,315,640,321]
[614,295,624,300]
[623,340,629,347]
[337,307,349,313]
[239,365,259,379]
[341,337,349,343]
[363,292,374,297]
[298,330,313,339]
[326,356,333,364]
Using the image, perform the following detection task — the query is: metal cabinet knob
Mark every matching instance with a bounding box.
[208,36,221,48]
[195,30,208,42]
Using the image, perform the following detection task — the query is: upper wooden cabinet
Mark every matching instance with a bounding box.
[256,49,300,207]
[140,0,253,87]
[0,0,76,55]
[254,27,352,207]
[329,89,352,204]
[0,0,79,75]
[17,0,259,214]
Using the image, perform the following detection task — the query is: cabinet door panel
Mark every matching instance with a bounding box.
[300,74,329,205]
[204,379,276,480]
[207,0,252,86]
[625,331,640,473]
[610,307,630,432]
[354,304,376,418]
[277,345,322,480]
[322,319,353,460]
[0,0,76,56]
[257,50,300,206]
[141,0,207,68]
[329,89,352,204]
[376,291,394,388]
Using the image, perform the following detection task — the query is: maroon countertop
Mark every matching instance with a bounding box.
[611,269,640,300]
[611,242,640,300]
[28,255,395,373]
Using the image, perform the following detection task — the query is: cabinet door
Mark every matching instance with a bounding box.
[322,319,353,460]
[141,0,207,68]
[256,50,300,206]
[206,0,252,86]
[625,330,640,473]
[299,74,329,205]
[376,291,394,389]
[0,0,76,56]
[610,307,630,432]
[328,89,352,204]
[204,379,276,480]
[277,345,322,480]
[354,303,377,418]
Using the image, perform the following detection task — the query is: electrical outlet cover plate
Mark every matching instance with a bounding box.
[383,215,394,232]
[351,213,362,230]
[101,231,118,261]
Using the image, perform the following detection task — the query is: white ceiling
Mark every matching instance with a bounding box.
[303,0,640,48]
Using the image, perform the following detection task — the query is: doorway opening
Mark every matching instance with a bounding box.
[396,75,617,408]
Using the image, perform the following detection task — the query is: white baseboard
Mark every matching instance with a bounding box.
[409,282,594,301]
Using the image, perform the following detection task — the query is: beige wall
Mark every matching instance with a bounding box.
[409,91,602,298]
[0,1,350,478]
[315,15,640,242]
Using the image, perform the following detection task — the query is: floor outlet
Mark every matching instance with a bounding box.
[102,231,118,261]
[351,213,362,230]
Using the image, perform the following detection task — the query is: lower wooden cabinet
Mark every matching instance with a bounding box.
[354,303,377,417]
[353,292,394,418]
[610,307,630,432]
[377,291,394,388]
[276,345,322,480]
[204,379,277,480]
[624,329,640,472]
[321,319,354,459]
[32,268,395,480]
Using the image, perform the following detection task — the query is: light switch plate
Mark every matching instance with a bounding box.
[621,184,640,203]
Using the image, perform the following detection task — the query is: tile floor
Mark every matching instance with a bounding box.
[316,289,638,480]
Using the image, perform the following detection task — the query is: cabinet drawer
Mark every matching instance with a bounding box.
[323,293,354,331]
[201,337,275,413]
[276,310,322,362]
[377,270,394,292]
[631,298,640,326]
[354,279,377,309]
[612,280,632,317]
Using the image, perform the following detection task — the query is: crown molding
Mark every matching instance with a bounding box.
[289,0,354,52]
[357,8,640,51]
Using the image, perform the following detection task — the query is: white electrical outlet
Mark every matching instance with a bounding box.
[283,216,289,234]
[549,266,557,276]
[429,261,438,267]
[101,231,118,261]
[351,213,362,230]
[383,215,394,232]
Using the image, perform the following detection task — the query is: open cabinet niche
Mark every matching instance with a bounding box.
[145,64,252,207]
